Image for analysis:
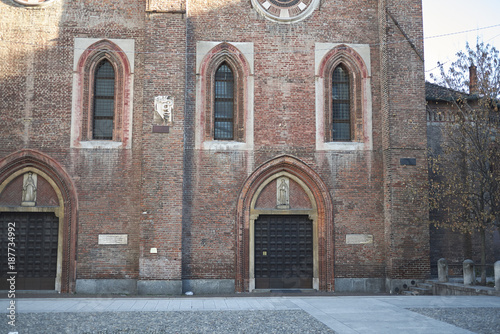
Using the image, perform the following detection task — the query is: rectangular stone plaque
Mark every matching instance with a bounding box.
[98,234,128,245]
[346,234,373,245]
[400,158,416,166]
[152,125,169,133]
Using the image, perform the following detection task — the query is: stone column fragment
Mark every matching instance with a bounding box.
[463,259,475,286]
[495,261,500,291]
[437,258,448,283]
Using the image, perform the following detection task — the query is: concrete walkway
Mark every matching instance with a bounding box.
[1,295,499,333]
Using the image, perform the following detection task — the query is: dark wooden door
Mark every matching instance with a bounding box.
[0,212,59,290]
[254,215,313,289]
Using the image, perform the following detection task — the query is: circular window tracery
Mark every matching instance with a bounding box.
[251,0,319,23]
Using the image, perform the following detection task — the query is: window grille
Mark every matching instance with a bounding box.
[332,66,350,141]
[93,60,115,140]
[214,63,234,140]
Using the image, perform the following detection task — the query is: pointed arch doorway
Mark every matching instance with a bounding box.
[0,150,77,293]
[236,156,334,292]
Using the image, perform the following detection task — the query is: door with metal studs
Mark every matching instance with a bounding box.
[254,215,313,289]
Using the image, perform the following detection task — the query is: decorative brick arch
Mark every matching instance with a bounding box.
[0,150,78,293]
[318,44,369,79]
[235,155,334,292]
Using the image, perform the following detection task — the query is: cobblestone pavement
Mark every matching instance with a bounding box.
[408,307,500,334]
[1,295,499,333]
[1,310,334,334]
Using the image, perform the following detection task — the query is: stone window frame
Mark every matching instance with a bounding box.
[196,42,254,151]
[71,38,134,149]
[315,43,373,151]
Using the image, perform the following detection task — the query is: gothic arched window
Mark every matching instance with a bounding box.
[331,65,351,141]
[316,44,372,149]
[71,39,134,148]
[93,60,115,140]
[214,63,234,140]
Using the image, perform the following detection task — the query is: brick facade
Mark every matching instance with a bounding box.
[0,0,429,294]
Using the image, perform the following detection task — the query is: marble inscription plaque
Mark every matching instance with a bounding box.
[346,234,373,245]
[98,234,128,245]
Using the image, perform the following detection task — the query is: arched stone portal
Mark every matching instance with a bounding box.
[0,150,77,293]
[235,155,334,292]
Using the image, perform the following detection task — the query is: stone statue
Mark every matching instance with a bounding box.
[22,172,37,206]
[277,177,290,209]
[463,259,475,285]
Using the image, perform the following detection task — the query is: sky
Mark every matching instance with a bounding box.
[422,0,500,80]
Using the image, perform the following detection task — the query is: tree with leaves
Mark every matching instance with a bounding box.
[427,41,500,285]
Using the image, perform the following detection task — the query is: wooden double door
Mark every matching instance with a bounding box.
[0,212,59,290]
[254,215,313,289]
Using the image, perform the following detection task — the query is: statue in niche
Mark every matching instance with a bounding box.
[276,177,290,209]
[22,172,37,206]
[154,96,174,125]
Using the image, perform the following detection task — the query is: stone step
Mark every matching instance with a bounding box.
[416,283,433,289]
[408,286,433,295]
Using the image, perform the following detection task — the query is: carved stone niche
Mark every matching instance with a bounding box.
[255,177,312,210]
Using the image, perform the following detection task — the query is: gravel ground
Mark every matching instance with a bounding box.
[408,307,500,334]
[1,310,335,334]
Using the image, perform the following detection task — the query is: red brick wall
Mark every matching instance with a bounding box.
[184,0,428,284]
[139,8,186,280]
[0,1,146,283]
[0,0,430,291]
[379,0,430,279]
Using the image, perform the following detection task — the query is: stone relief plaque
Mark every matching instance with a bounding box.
[98,234,128,245]
[154,96,173,125]
[346,234,373,245]
[147,0,183,12]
